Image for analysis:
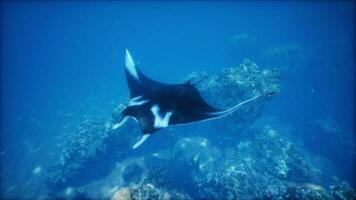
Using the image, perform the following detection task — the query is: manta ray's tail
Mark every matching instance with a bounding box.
[191,75,211,86]
[209,91,275,117]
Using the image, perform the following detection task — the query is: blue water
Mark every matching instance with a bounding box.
[1,1,355,199]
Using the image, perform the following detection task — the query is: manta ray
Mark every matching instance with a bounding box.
[113,49,274,149]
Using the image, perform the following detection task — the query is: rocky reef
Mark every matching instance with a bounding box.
[185,59,281,138]
[44,60,355,199]
[119,170,193,200]
[45,109,141,193]
[185,126,324,199]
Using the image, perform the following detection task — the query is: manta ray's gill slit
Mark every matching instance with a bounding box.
[129,96,149,106]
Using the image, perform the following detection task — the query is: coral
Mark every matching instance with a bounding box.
[43,59,356,200]
[283,181,356,200]
[111,187,132,200]
[187,59,281,106]
[128,183,191,200]
[122,163,143,183]
[190,125,322,199]
[329,181,356,200]
[284,182,331,200]
[46,60,282,195]
[172,136,222,171]
[45,105,141,192]
[126,167,193,200]
[185,59,282,137]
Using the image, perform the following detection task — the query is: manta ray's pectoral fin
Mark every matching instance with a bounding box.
[125,49,144,98]
[125,49,182,98]
[133,134,150,149]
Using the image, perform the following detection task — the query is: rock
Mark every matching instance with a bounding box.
[185,60,281,139]
[191,125,322,199]
[122,163,143,183]
[45,114,141,192]
[172,137,221,172]
[111,187,132,200]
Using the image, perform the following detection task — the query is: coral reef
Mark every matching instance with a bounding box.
[190,125,321,199]
[43,59,356,199]
[171,125,355,199]
[122,163,144,183]
[112,187,131,200]
[45,108,141,192]
[111,166,193,200]
[186,59,281,107]
[185,59,281,138]
[46,60,280,195]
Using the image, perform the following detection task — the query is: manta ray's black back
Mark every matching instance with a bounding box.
[125,65,221,125]
[125,64,177,98]
[169,83,221,124]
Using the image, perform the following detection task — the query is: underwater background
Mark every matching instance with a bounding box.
[0,1,355,199]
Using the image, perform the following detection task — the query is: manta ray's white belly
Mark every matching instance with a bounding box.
[150,104,172,128]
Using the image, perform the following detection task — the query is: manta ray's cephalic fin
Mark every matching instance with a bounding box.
[132,134,150,149]
[112,116,128,130]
